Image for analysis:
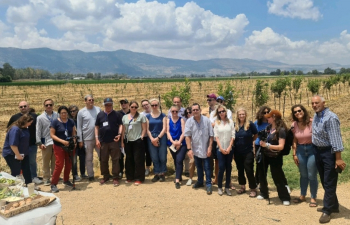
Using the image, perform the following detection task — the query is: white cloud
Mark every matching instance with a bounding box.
[267,0,322,21]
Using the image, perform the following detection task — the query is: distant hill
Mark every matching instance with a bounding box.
[0,47,347,77]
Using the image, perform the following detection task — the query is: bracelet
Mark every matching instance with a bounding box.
[266,143,270,149]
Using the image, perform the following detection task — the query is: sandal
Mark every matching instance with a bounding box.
[293,197,306,204]
[249,189,257,198]
[309,202,318,207]
[236,186,246,194]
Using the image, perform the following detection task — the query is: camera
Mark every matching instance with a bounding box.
[258,129,269,141]
[62,136,79,153]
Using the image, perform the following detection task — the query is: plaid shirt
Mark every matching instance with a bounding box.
[312,108,344,153]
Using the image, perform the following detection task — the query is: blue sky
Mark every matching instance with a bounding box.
[0,0,349,65]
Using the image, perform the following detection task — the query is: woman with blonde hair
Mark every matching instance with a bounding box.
[146,98,167,182]
[213,104,235,196]
[234,108,258,197]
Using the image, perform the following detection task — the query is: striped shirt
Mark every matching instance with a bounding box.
[184,115,214,158]
[312,108,344,153]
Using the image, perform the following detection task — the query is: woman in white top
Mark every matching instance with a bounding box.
[214,104,235,196]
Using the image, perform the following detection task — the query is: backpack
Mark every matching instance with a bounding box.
[280,127,294,156]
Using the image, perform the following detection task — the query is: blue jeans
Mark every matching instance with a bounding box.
[28,145,38,179]
[170,145,187,180]
[296,144,318,198]
[147,136,167,174]
[217,149,233,188]
[194,156,211,187]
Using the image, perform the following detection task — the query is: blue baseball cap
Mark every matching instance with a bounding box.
[217,96,225,101]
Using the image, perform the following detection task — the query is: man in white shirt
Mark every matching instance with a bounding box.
[77,95,101,181]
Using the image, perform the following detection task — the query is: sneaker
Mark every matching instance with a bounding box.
[74,175,81,182]
[218,188,223,196]
[152,175,160,182]
[186,179,192,186]
[63,181,73,187]
[257,195,265,200]
[206,186,212,195]
[175,182,180,189]
[43,179,51,186]
[159,175,165,182]
[32,177,43,184]
[145,168,150,176]
[125,180,133,184]
[51,185,59,193]
[81,174,89,179]
[283,201,290,206]
[100,179,108,185]
[225,188,232,196]
[192,183,204,189]
[89,177,95,182]
[113,179,119,187]
[184,172,190,177]
[134,181,142,186]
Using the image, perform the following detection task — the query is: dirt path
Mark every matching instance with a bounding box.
[38,173,350,225]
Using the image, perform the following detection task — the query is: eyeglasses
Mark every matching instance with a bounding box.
[218,110,226,114]
[45,104,53,107]
[171,110,178,113]
[294,109,302,114]
[263,111,269,114]
[121,102,128,104]
[130,106,138,109]
[87,99,94,102]
[192,109,199,112]
[70,110,77,113]
[187,111,192,114]
[142,104,149,107]
[151,104,158,107]
[19,105,27,109]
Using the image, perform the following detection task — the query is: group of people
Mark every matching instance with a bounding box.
[2,93,346,224]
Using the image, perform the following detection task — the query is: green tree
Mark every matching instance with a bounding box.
[297,70,304,75]
[311,69,319,75]
[307,79,321,94]
[291,69,296,75]
[254,80,269,108]
[217,82,237,111]
[270,77,289,110]
[292,76,303,104]
[324,67,336,74]
[2,63,15,80]
[163,78,191,108]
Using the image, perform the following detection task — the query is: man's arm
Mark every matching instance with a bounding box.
[327,117,344,153]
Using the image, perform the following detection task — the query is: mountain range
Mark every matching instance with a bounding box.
[0,47,348,77]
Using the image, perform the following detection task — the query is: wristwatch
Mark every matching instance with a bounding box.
[187,148,192,151]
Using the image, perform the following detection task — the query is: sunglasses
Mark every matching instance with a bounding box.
[70,110,77,113]
[187,111,192,114]
[130,106,138,109]
[45,104,53,107]
[121,102,128,104]
[151,104,158,107]
[217,100,223,103]
[207,99,214,102]
[192,109,199,112]
[263,111,269,114]
[218,110,226,114]
[171,110,178,113]
[294,109,302,114]
[19,105,27,109]
[87,99,94,102]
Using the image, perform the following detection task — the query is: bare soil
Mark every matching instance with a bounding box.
[39,172,350,225]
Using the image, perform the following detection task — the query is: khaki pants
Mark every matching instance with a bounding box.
[42,144,55,181]
[100,141,121,180]
[84,140,100,177]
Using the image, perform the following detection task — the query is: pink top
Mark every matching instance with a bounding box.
[292,121,312,144]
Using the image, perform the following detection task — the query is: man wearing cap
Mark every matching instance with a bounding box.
[203,94,219,184]
[185,103,214,195]
[8,100,40,184]
[76,94,101,181]
[311,95,346,223]
[95,97,123,186]
[117,98,130,178]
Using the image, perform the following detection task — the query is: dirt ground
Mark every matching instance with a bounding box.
[38,171,350,225]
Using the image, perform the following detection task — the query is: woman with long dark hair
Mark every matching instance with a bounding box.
[167,105,187,189]
[68,105,87,181]
[254,106,271,186]
[2,114,34,184]
[50,106,77,193]
[234,108,258,197]
[291,104,318,207]
[258,110,291,206]
[122,101,147,185]
[214,104,235,196]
